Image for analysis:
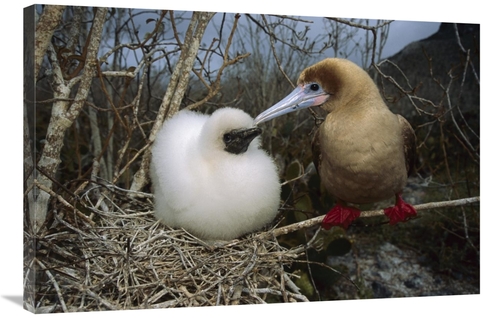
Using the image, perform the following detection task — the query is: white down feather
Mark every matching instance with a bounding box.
[150,107,281,240]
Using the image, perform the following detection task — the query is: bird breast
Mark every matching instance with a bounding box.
[318,108,407,204]
[170,147,280,240]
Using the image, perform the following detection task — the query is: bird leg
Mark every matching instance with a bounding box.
[321,200,361,230]
[383,193,417,225]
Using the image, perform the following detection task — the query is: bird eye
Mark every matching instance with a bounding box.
[223,133,233,143]
[310,83,320,91]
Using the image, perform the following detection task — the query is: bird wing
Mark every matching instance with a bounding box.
[397,114,417,177]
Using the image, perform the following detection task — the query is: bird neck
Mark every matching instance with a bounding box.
[325,77,386,115]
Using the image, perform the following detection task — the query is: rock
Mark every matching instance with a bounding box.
[326,242,479,298]
[374,23,479,127]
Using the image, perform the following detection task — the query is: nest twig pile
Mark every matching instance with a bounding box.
[24,182,308,313]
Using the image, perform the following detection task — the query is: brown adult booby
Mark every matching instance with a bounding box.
[254,58,416,229]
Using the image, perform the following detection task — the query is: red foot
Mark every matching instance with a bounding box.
[321,202,361,230]
[383,193,417,225]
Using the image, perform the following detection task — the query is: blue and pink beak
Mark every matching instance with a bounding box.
[253,83,330,125]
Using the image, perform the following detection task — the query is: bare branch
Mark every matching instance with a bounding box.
[34,5,66,79]
[129,11,215,193]
[188,14,251,110]
[35,258,68,313]
[30,7,108,232]
[453,23,479,84]
[265,196,480,238]
[261,15,295,88]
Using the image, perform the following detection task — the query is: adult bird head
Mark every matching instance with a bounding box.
[254,58,378,125]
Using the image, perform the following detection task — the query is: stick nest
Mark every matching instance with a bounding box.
[24,182,309,313]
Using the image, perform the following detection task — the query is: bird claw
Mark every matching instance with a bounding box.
[383,194,417,225]
[321,204,361,230]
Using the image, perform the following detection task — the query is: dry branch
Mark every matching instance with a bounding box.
[27,177,478,312]
[266,196,480,238]
[187,14,251,110]
[27,183,306,312]
[129,11,215,193]
[34,5,66,79]
[30,7,108,233]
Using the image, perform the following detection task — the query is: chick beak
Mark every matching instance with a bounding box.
[223,127,262,155]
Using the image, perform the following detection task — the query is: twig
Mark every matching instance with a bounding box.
[129,11,215,193]
[33,179,96,227]
[266,196,480,238]
[261,14,295,88]
[187,13,251,110]
[35,258,68,313]
[453,23,479,84]
[84,289,118,310]
[241,287,308,302]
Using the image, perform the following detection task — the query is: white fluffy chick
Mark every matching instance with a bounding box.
[150,107,281,240]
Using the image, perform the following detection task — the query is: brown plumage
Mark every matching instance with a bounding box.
[254,58,417,229]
